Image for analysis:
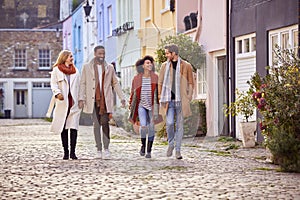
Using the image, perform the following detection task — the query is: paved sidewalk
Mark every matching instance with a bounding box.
[0,119,299,200]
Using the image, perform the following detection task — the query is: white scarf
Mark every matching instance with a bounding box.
[160,57,181,103]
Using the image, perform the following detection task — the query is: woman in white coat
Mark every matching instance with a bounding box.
[50,50,81,160]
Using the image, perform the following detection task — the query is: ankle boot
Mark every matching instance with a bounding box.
[145,140,153,158]
[70,129,78,160]
[140,138,146,156]
[61,129,69,160]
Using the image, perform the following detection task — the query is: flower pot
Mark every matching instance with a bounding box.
[239,121,256,148]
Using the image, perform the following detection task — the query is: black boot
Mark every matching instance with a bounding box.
[61,129,69,160]
[140,138,146,156]
[145,140,153,158]
[70,129,78,160]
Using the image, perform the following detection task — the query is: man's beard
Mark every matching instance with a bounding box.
[96,57,104,64]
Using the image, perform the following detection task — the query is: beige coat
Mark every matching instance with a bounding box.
[50,67,81,133]
[158,58,194,117]
[79,58,124,114]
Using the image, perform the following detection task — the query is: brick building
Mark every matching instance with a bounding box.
[0,0,62,118]
[0,29,62,118]
[0,0,60,29]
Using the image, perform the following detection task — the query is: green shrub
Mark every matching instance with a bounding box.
[248,47,300,172]
[266,125,300,172]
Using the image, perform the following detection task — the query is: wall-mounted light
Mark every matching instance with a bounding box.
[84,0,97,23]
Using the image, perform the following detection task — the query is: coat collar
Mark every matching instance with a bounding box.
[89,58,109,71]
[55,67,77,87]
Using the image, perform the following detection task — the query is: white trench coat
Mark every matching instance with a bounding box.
[49,67,81,133]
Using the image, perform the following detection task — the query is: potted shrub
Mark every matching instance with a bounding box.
[224,89,257,147]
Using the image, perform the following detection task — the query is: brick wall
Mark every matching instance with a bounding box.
[0,30,63,78]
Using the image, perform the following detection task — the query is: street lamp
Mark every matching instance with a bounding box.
[83,0,97,22]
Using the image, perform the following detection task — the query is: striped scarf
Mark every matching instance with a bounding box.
[160,58,181,103]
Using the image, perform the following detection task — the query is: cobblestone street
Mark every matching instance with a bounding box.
[0,119,300,200]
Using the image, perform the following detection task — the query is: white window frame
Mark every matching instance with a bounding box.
[14,49,27,69]
[33,82,51,88]
[268,24,298,66]
[161,0,170,13]
[38,49,51,70]
[235,33,256,59]
[196,63,207,99]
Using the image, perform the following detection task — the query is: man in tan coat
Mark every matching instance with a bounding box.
[79,46,125,159]
[158,44,194,159]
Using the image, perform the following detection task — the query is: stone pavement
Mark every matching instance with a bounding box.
[0,119,300,200]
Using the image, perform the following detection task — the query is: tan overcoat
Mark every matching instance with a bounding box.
[79,58,124,114]
[158,59,194,117]
[50,67,81,133]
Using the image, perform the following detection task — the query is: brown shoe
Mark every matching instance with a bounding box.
[175,151,183,159]
[166,145,174,157]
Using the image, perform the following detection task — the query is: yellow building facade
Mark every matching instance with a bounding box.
[139,0,176,57]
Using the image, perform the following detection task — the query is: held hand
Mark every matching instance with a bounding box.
[108,113,113,119]
[78,100,84,109]
[56,93,64,101]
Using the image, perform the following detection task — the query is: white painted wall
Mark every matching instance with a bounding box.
[118,0,141,90]
[198,0,227,136]
[0,78,51,118]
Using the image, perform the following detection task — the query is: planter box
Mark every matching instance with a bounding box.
[239,121,256,147]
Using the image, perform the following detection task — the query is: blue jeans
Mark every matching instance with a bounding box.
[138,105,155,141]
[166,101,183,152]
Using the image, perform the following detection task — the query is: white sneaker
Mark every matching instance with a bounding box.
[103,149,110,159]
[96,151,102,159]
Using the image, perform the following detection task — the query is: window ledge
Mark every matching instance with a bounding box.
[13,68,28,71]
[38,68,51,71]
[160,8,169,14]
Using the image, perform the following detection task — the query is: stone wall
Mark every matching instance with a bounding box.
[0,30,63,78]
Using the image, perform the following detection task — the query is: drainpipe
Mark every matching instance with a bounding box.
[151,0,161,45]
[193,0,202,42]
[226,0,231,137]
[151,21,161,44]
[298,0,300,57]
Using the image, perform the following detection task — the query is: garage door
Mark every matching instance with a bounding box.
[32,82,52,118]
[235,56,256,139]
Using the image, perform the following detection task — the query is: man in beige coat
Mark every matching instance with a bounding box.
[158,44,194,159]
[79,45,125,159]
